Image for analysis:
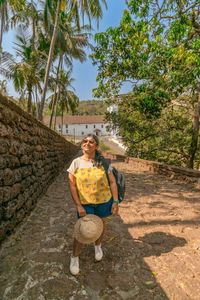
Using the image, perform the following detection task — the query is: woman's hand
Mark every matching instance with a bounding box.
[112,203,119,215]
[76,204,86,217]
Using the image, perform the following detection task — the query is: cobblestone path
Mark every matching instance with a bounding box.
[0,161,200,300]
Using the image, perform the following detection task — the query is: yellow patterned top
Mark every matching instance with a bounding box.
[67,157,112,204]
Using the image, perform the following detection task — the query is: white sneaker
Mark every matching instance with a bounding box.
[70,256,79,275]
[94,244,103,261]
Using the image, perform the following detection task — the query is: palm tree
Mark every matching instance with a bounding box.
[11,1,42,51]
[48,17,91,128]
[49,62,79,129]
[0,31,43,113]
[48,68,79,130]
[0,79,7,95]
[0,0,9,50]
[38,0,107,121]
[58,89,79,132]
[0,0,25,50]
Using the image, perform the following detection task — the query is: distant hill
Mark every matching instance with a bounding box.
[74,100,108,115]
[8,97,108,117]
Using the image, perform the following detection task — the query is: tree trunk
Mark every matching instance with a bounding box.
[187,92,200,169]
[49,93,57,129]
[49,53,62,128]
[0,6,5,50]
[61,109,64,135]
[27,88,32,114]
[35,86,39,118]
[32,16,36,51]
[53,90,60,130]
[38,0,61,121]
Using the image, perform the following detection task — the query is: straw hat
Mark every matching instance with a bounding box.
[73,214,104,244]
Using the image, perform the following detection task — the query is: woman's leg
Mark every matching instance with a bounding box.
[94,200,112,246]
[70,238,82,275]
[73,238,82,257]
[94,218,106,261]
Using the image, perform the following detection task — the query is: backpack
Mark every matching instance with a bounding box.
[96,153,125,203]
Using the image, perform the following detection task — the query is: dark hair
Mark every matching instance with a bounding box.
[81,134,99,146]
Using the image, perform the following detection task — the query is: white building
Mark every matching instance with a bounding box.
[43,115,110,137]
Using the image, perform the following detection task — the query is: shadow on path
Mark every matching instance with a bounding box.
[0,161,199,299]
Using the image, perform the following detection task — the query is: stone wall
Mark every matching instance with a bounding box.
[0,94,79,242]
[127,157,200,181]
[103,152,200,183]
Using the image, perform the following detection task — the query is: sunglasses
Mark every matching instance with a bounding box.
[82,139,96,145]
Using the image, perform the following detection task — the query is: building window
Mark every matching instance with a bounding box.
[101,125,104,128]
[94,125,96,128]
[66,130,68,134]
[65,124,68,129]
[86,125,88,128]
[58,124,61,129]
[82,132,84,135]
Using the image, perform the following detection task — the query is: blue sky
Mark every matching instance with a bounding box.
[2,0,129,100]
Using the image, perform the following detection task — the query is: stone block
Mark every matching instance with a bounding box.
[0,187,3,202]
[25,198,34,210]
[0,204,4,220]
[20,122,28,131]
[4,198,17,219]
[16,208,26,224]
[21,176,32,192]
[1,186,11,203]
[3,168,15,186]
[0,139,10,154]
[13,168,22,183]
[35,145,44,152]
[33,152,40,160]
[0,107,16,124]
[0,156,6,169]
[17,193,25,208]
[9,140,21,155]
[24,190,29,202]
[21,166,32,179]
[37,168,44,177]
[20,155,30,165]
[11,183,21,199]
[0,123,11,137]
[0,226,5,241]
[5,155,20,168]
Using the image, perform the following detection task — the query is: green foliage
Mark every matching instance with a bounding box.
[108,97,193,166]
[99,141,111,152]
[0,79,7,95]
[1,0,107,120]
[92,0,200,168]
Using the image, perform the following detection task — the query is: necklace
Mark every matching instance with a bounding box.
[81,156,94,162]
[81,156,96,167]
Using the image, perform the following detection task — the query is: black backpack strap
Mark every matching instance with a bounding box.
[101,156,111,186]
[95,151,111,182]
[100,156,110,172]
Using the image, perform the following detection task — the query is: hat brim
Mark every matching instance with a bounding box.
[73,214,104,244]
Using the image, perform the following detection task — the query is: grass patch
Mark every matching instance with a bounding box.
[99,141,111,152]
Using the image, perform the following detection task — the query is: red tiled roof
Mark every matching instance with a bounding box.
[43,115,106,125]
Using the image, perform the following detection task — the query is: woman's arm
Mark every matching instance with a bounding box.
[108,171,119,215]
[68,173,86,216]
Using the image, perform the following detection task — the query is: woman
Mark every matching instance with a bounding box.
[67,134,119,275]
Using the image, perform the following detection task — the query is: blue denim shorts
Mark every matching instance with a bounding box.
[77,198,113,218]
